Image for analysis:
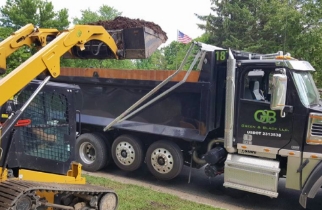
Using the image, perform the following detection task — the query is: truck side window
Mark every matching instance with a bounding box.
[243,69,272,102]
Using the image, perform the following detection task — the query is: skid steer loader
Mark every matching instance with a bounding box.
[0,21,165,209]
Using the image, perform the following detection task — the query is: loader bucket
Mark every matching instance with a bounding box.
[67,17,168,60]
[109,27,166,59]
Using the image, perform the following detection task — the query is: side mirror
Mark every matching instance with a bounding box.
[270,74,287,118]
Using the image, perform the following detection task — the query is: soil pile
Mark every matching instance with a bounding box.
[88,16,168,41]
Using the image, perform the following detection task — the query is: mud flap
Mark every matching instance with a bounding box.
[299,161,322,208]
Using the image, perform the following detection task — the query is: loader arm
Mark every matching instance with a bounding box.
[0,25,118,106]
[0,24,60,72]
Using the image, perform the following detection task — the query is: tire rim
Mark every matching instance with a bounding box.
[79,142,96,164]
[151,148,174,174]
[115,141,135,165]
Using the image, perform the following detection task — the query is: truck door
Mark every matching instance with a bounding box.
[236,68,293,152]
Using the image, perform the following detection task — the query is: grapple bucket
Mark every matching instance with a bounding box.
[108,27,166,59]
[68,16,167,60]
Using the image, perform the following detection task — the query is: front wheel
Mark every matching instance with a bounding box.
[146,140,183,180]
[76,133,108,172]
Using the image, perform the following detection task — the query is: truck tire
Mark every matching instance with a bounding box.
[111,134,144,171]
[146,140,183,180]
[76,133,108,172]
[93,132,112,167]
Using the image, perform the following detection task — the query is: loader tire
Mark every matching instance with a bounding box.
[146,140,183,180]
[111,134,144,171]
[76,133,108,172]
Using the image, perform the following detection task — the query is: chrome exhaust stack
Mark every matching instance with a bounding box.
[224,49,237,153]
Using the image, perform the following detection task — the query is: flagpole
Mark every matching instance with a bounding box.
[176,30,178,69]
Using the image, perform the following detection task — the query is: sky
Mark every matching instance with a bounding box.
[0,0,212,46]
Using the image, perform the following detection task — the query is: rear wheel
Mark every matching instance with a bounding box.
[93,132,112,167]
[146,140,183,180]
[76,133,108,172]
[111,134,144,171]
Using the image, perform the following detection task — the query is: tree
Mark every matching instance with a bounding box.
[134,49,167,70]
[0,0,70,72]
[0,0,69,30]
[72,5,122,24]
[0,27,30,74]
[291,0,322,84]
[162,41,199,71]
[196,0,301,53]
[163,42,184,70]
[196,0,322,86]
[0,27,12,39]
[62,5,136,69]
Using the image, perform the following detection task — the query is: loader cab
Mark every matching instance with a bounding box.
[0,80,80,175]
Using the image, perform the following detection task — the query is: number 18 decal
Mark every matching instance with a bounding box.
[215,51,227,61]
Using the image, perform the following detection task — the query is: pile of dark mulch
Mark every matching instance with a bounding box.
[88,16,168,41]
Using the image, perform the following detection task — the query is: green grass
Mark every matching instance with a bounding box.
[84,175,223,210]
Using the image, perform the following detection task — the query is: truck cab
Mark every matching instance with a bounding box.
[223,50,322,207]
[236,58,319,153]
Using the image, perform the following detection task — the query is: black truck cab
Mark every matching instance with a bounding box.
[235,59,317,151]
[228,54,322,207]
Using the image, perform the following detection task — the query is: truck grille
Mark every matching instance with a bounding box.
[311,123,322,136]
[307,113,322,145]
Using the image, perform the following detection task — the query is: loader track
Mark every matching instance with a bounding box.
[0,179,118,210]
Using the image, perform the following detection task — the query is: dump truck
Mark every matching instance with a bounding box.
[47,41,322,208]
[0,17,166,209]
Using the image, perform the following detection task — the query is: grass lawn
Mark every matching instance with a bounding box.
[85,175,224,210]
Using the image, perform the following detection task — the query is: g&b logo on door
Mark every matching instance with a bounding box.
[254,110,276,124]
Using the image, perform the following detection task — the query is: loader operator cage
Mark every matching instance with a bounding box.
[7,81,78,175]
[17,89,70,161]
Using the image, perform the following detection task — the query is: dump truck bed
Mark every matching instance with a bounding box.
[53,70,211,141]
[51,54,226,142]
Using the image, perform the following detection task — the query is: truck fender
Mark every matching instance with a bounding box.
[299,160,322,208]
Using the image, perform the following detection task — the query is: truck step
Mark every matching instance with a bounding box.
[223,154,280,198]
[223,182,278,198]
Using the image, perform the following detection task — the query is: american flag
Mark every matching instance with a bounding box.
[177,30,192,44]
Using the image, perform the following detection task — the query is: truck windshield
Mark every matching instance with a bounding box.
[292,71,320,107]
